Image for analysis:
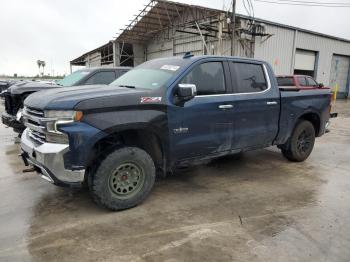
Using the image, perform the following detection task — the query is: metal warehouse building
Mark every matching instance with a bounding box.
[70,0,350,97]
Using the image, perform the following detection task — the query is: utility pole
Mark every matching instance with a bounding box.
[231,0,236,56]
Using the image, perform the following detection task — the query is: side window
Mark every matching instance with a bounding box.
[119,70,129,77]
[306,77,318,86]
[180,62,226,96]
[230,62,267,93]
[297,76,307,86]
[85,71,116,85]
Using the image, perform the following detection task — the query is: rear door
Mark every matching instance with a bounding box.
[228,61,280,149]
[169,59,235,160]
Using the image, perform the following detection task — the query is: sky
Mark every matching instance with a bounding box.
[0,0,350,76]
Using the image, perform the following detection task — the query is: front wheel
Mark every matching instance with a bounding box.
[90,147,156,211]
[281,120,315,162]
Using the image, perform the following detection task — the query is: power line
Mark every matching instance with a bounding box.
[254,0,350,7]
[247,0,255,19]
[273,0,350,5]
[243,0,251,16]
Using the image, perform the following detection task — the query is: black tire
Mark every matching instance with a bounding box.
[281,120,315,162]
[90,147,156,211]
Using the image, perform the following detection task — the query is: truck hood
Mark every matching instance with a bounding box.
[24,85,150,110]
[8,81,60,95]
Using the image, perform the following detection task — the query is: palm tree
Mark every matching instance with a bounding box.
[37,60,42,76]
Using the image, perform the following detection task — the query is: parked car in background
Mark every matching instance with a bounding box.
[20,55,332,211]
[0,79,21,94]
[1,67,130,133]
[277,75,330,90]
[0,80,10,93]
[277,74,337,131]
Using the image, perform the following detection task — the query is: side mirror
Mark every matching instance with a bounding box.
[318,83,324,88]
[177,84,197,100]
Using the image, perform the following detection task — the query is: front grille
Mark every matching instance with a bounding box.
[23,107,46,144]
[3,92,22,115]
[3,92,13,115]
[28,129,46,144]
[25,107,44,117]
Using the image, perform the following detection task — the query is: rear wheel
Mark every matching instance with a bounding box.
[281,120,315,162]
[90,147,156,211]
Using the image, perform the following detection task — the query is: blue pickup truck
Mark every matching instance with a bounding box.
[20,55,332,210]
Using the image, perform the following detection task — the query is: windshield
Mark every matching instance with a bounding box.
[110,59,187,90]
[277,77,294,86]
[56,70,90,87]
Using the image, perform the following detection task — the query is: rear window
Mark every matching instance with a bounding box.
[277,77,294,86]
[230,62,268,93]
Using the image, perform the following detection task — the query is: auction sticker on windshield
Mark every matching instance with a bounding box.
[160,65,180,71]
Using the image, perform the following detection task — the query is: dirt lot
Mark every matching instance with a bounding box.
[0,101,349,262]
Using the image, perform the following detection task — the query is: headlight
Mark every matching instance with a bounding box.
[16,108,23,121]
[42,110,83,143]
[44,110,83,120]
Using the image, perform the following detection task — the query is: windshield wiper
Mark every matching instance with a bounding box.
[118,85,136,89]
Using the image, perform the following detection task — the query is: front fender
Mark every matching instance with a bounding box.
[59,122,107,169]
[61,108,169,169]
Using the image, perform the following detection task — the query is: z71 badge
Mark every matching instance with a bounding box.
[140,97,162,103]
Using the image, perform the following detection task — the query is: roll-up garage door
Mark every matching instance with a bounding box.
[294,49,317,77]
[330,55,350,97]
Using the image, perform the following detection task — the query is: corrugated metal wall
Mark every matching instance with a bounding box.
[146,30,250,61]
[86,52,102,67]
[255,23,350,90]
[173,33,204,57]
[254,24,295,75]
[296,31,350,87]
[146,39,173,61]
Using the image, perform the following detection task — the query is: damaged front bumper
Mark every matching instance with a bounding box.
[1,112,25,132]
[20,128,85,187]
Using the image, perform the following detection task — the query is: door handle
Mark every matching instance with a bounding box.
[266,101,278,105]
[218,104,234,109]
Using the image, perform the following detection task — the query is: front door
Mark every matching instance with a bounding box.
[168,60,235,161]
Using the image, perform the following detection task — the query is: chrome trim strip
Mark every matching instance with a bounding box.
[25,108,44,116]
[194,64,272,98]
[28,131,45,144]
[25,122,45,133]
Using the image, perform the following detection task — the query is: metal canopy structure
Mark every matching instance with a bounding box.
[70,0,272,68]
[70,41,114,66]
[115,0,231,44]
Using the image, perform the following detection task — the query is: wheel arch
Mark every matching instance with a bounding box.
[297,111,321,137]
[85,127,166,181]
